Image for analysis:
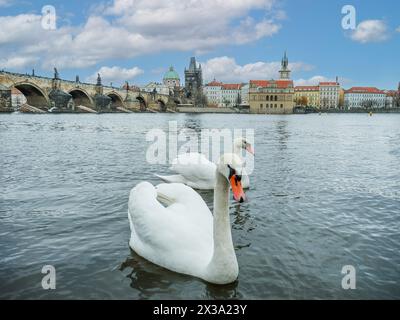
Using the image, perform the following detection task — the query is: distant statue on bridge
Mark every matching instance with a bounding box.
[75,75,80,83]
[96,73,102,86]
[54,67,59,79]
[151,88,157,99]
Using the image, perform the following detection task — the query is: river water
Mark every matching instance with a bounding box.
[0,113,399,299]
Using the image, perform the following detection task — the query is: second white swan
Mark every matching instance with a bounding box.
[156,138,254,190]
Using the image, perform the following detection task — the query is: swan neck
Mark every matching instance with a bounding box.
[206,171,238,282]
[213,171,230,242]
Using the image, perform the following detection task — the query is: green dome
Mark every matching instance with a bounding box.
[163,66,180,80]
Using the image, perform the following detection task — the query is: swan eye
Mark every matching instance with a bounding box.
[227,165,236,178]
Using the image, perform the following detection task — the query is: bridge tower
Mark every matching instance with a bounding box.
[94,74,111,111]
[49,68,73,111]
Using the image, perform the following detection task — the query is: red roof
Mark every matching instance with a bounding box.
[345,87,385,94]
[385,90,398,97]
[222,83,242,90]
[206,80,223,87]
[319,82,339,86]
[250,80,293,89]
[295,85,319,91]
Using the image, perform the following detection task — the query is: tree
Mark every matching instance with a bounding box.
[361,99,373,110]
[223,98,230,107]
[396,83,400,108]
[235,93,242,107]
[299,96,308,106]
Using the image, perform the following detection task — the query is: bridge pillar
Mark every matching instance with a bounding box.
[49,90,73,111]
[0,86,12,112]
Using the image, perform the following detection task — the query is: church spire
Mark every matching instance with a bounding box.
[189,57,196,71]
[279,51,291,80]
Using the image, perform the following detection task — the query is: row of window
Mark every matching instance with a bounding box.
[251,95,279,101]
[260,103,284,109]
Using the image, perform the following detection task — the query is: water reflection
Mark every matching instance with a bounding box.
[204,281,239,300]
[275,120,290,150]
[120,250,190,299]
[182,116,203,133]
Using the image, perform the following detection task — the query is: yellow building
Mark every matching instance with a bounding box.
[249,80,295,114]
[294,86,320,107]
[249,52,294,114]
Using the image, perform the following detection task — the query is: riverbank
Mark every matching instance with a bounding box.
[1,107,400,114]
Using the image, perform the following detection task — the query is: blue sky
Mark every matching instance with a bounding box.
[0,0,399,89]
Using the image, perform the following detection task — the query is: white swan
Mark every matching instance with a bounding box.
[156,138,254,190]
[128,153,247,285]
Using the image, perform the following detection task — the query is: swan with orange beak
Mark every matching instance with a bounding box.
[228,165,246,203]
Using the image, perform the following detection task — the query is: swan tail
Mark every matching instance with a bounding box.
[154,174,187,184]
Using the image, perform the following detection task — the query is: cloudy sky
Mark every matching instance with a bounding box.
[0,0,399,88]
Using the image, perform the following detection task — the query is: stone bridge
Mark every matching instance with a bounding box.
[0,70,184,113]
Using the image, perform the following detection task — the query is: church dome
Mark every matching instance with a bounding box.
[163,66,180,80]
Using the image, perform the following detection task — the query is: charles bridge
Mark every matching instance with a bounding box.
[0,70,186,113]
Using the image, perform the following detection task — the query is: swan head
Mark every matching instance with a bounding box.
[234,137,254,156]
[218,153,246,203]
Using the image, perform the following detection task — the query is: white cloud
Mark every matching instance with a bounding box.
[350,20,389,43]
[0,0,283,71]
[294,76,332,86]
[86,66,144,84]
[294,76,353,86]
[0,56,39,69]
[0,0,13,7]
[396,26,400,33]
[202,56,312,83]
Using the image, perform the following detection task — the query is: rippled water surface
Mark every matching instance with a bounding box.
[0,113,399,299]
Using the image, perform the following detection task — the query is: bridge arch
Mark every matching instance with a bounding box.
[107,91,125,109]
[157,99,167,112]
[12,82,50,110]
[136,95,147,111]
[68,88,93,108]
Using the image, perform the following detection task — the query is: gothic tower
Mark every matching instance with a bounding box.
[95,73,103,95]
[184,57,204,106]
[279,51,291,80]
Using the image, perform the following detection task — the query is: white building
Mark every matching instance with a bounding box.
[344,87,386,109]
[221,84,242,107]
[140,82,170,95]
[203,80,246,107]
[241,84,250,105]
[319,82,340,109]
[385,90,397,108]
[203,80,223,107]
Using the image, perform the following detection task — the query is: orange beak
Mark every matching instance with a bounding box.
[246,144,255,156]
[230,175,246,203]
